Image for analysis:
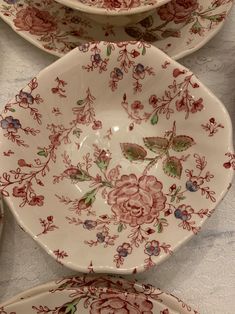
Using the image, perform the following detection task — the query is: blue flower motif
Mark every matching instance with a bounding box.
[83,220,97,230]
[114,67,123,79]
[16,90,34,108]
[134,63,145,74]
[144,240,160,256]
[118,248,128,257]
[93,54,101,63]
[186,180,199,192]
[0,116,21,132]
[96,232,105,243]
[174,208,183,219]
[174,207,190,221]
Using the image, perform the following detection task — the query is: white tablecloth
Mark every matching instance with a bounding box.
[0,8,235,314]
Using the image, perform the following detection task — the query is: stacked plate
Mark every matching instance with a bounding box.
[0,0,233,59]
[1,275,198,314]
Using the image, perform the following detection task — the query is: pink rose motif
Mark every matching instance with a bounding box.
[108,174,166,227]
[13,6,57,36]
[175,96,187,112]
[149,95,158,107]
[158,0,199,24]
[29,195,44,206]
[131,100,144,111]
[13,185,26,198]
[90,290,153,314]
[49,132,61,147]
[191,98,203,113]
[103,0,122,9]
[92,120,102,130]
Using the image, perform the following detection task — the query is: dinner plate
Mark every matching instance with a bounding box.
[0,0,233,60]
[0,42,233,274]
[1,275,198,313]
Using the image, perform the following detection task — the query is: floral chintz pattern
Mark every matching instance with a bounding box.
[0,0,232,59]
[78,0,157,11]
[0,78,41,147]
[0,86,100,206]
[125,0,232,42]
[81,41,154,93]
[0,42,232,273]
[0,276,199,314]
[122,68,203,127]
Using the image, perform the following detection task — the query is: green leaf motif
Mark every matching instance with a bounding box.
[37,150,48,157]
[95,160,108,171]
[77,99,84,106]
[172,135,195,152]
[158,223,163,233]
[66,167,91,182]
[142,46,146,56]
[9,108,16,112]
[107,44,112,56]
[139,15,154,28]
[144,137,169,154]
[118,223,124,232]
[163,156,182,179]
[120,143,147,162]
[161,29,180,39]
[60,302,77,314]
[83,189,97,205]
[205,14,224,22]
[151,113,158,125]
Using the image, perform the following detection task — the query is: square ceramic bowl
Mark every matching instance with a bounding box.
[55,0,171,25]
[0,42,233,274]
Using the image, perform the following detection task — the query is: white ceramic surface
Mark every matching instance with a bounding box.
[0,42,233,274]
[0,275,198,314]
[0,0,233,59]
[55,0,170,26]
[1,12,235,313]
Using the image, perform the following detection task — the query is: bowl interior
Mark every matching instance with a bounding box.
[0,42,233,274]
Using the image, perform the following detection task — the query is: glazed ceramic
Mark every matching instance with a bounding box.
[0,42,233,274]
[0,0,233,60]
[0,275,198,313]
[54,0,170,26]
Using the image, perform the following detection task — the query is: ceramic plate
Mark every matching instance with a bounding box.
[55,0,170,15]
[0,0,233,60]
[0,275,198,314]
[0,42,233,274]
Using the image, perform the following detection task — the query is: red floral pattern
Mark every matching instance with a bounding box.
[0,0,232,59]
[158,0,199,24]
[0,276,198,314]
[0,41,232,273]
[108,174,166,227]
[13,6,57,36]
[78,0,155,11]
[90,290,153,313]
